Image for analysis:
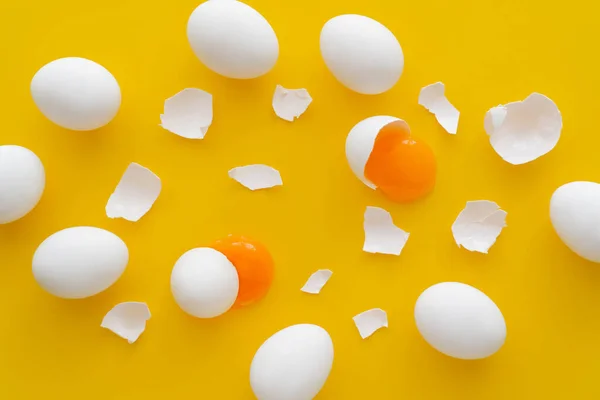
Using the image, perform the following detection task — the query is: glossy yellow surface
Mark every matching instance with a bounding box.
[1,0,600,398]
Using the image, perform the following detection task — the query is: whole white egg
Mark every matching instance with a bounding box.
[32,227,128,299]
[30,57,121,131]
[187,0,279,79]
[0,145,45,224]
[320,15,404,94]
[415,282,506,360]
[550,181,600,263]
[250,324,334,400]
[171,247,239,318]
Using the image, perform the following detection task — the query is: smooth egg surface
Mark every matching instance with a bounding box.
[0,145,45,224]
[250,324,334,400]
[32,227,129,299]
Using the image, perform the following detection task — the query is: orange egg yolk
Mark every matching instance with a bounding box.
[210,235,274,308]
[364,121,437,203]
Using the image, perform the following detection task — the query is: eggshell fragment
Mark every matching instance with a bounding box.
[484,93,562,165]
[160,88,213,139]
[550,181,600,263]
[250,324,334,400]
[451,201,507,254]
[320,14,403,94]
[228,164,282,190]
[353,308,388,339]
[272,85,312,122]
[300,269,332,294]
[345,115,402,189]
[363,206,409,255]
[32,227,128,299]
[415,282,506,359]
[0,145,45,224]
[170,247,239,318]
[101,302,151,344]
[418,82,459,134]
[106,163,161,222]
[187,0,279,79]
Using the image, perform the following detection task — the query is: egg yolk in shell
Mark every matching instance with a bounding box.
[364,120,437,203]
[210,235,274,308]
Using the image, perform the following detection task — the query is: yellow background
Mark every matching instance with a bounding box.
[1,0,600,398]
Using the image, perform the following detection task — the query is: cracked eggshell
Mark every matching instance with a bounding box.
[171,247,239,318]
[0,145,45,224]
[550,181,600,263]
[31,57,121,131]
[320,14,403,94]
[32,227,128,299]
[187,0,279,79]
[345,116,405,189]
[415,282,506,360]
[250,324,334,400]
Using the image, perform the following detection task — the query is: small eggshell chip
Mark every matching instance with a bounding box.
[170,247,239,318]
[0,145,45,224]
[272,85,312,122]
[345,115,401,189]
[418,82,460,134]
[320,15,403,94]
[451,201,507,254]
[363,206,409,256]
[101,302,151,344]
[228,164,282,190]
[415,282,507,360]
[106,163,161,222]
[32,227,128,299]
[550,181,600,263]
[187,0,279,79]
[484,92,562,165]
[160,88,213,139]
[250,324,334,400]
[301,269,332,294]
[353,308,388,339]
[30,57,121,131]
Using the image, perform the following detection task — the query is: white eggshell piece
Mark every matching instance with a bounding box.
[170,247,239,318]
[32,227,129,299]
[320,14,404,94]
[187,0,279,79]
[345,115,402,189]
[418,82,460,134]
[451,200,507,254]
[30,57,121,131]
[0,145,45,224]
[272,85,312,122]
[106,162,161,222]
[160,88,213,139]
[300,269,332,294]
[228,164,282,190]
[250,324,334,400]
[484,92,562,165]
[415,282,507,360]
[353,308,388,339]
[363,206,410,256]
[550,181,600,263]
[101,302,151,344]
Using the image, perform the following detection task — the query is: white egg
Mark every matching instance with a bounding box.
[0,145,45,224]
[345,115,409,189]
[33,227,128,299]
[250,324,334,400]
[187,0,279,79]
[31,57,121,131]
[415,282,506,360]
[320,15,404,94]
[170,247,239,318]
[550,181,600,263]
